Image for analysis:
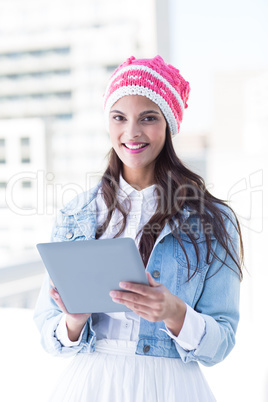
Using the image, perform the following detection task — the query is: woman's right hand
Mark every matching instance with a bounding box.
[49,279,91,342]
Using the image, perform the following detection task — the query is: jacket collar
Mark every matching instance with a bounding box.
[60,181,191,241]
[118,174,157,203]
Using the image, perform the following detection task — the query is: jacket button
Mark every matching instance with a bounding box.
[152,270,160,279]
[143,345,150,353]
[66,231,74,239]
[160,238,165,243]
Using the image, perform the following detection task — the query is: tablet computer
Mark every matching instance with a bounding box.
[36,237,148,314]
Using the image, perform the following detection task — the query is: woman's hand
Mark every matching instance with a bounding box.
[49,279,91,342]
[109,272,187,337]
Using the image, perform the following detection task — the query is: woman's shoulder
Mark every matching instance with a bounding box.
[184,201,236,221]
[183,201,239,239]
[59,182,102,216]
[211,201,238,226]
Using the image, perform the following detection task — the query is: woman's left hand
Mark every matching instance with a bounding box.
[109,272,187,336]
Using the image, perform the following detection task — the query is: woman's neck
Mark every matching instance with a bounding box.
[122,167,155,190]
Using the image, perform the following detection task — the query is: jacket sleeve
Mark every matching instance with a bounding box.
[33,211,95,357]
[174,210,241,367]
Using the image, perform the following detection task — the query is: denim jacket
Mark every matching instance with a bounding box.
[34,183,241,367]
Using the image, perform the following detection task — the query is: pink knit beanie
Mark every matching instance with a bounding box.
[103,55,190,137]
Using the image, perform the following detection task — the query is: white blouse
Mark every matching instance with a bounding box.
[56,175,205,350]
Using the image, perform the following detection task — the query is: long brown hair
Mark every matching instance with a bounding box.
[96,127,243,281]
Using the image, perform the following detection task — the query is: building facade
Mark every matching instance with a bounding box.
[0,0,158,306]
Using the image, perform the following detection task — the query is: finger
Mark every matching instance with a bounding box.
[131,307,160,322]
[110,291,165,317]
[49,288,68,314]
[49,278,58,291]
[119,281,154,296]
[133,311,155,321]
[146,272,161,287]
[114,298,155,317]
[111,286,165,304]
[49,288,60,305]
[110,291,151,308]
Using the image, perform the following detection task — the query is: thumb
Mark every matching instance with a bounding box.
[146,272,161,287]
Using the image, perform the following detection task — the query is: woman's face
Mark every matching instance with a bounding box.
[109,95,167,180]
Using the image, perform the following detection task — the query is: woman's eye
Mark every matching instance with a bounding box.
[143,116,157,122]
[113,115,125,121]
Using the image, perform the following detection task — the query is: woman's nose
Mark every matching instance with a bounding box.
[125,121,142,138]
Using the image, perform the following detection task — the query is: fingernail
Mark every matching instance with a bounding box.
[119,282,127,288]
[110,291,116,297]
[112,298,120,303]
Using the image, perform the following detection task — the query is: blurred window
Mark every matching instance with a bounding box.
[21,181,32,188]
[0,138,6,163]
[54,114,73,120]
[0,92,72,101]
[106,65,119,73]
[20,137,31,164]
[0,70,71,80]
[0,47,70,59]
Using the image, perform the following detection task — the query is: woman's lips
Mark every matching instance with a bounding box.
[123,143,149,153]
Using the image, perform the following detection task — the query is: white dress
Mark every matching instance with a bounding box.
[49,340,216,402]
[48,177,216,402]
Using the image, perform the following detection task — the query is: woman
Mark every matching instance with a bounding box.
[34,55,243,402]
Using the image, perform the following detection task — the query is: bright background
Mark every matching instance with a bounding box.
[0,0,267,401]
